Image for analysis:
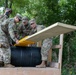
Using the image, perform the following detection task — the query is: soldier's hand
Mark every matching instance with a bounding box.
[16,40,19,44]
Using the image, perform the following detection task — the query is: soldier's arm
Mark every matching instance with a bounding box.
[29,28,37,35]
[8,22,18,43]
[0,15,8,22]
[17,24,23,34]
[23,29,31,35]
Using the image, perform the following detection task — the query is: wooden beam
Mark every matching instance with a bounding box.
[52,45,61,49]
[37,41,42,47]
[25,22,76,42]
[0,68,61,75]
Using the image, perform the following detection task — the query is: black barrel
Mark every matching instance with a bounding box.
[11,46,42,67]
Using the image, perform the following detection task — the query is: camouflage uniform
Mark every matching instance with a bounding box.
[29,19,52,61]
[17,16,31,39]
[29,22,52,61]
[0,15,13,46]
[0,8,12,23]
[17,23,32,39]
[0,18,18,64]
[0,15,8,23]
[29,27,37,35]
[0,8,13,47]
[36,25,52,61]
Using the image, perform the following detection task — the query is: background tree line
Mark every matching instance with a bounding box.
[0,0,76,74]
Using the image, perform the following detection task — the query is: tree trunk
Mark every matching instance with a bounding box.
[9,0,13,8]
[5,0,8,8]
[67,44,70,62]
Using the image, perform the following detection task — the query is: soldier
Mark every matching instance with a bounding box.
[0,14,22,67]
[0,8,12,22]
[17,16,31,39]
[29,19,52,68]
[29,19,37,35]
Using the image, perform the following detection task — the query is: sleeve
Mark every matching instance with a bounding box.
[23,26,32,35]
[8,21,18,42]
[41,25,46,29]
[0,15,8,22]
[37,25,45,31]
[17,24,23,34]
[29,28,37,35]
[1,19,8,25]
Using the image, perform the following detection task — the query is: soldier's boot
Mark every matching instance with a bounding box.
[0,61,4,67]
[36,61,46,68]
[4,63,15,68]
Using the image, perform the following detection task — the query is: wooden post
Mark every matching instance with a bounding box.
[58,34,64,73]
[47,49,52,65]
[37,41,42,47]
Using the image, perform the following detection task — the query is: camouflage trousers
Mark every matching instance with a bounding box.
[41,38,52,61]
[0,47,11,64]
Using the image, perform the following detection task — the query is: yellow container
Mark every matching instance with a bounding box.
[14,36,35,46]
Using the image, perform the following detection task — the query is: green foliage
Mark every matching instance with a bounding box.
[62,66,76,75]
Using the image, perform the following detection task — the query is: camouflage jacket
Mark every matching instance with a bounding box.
[0,18,18,43]
[37,25,45,31]
[17,23,32,39]
[0,14,8,23]
[29,25,45,35]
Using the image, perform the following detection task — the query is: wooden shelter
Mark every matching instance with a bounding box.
[0,22,76,75]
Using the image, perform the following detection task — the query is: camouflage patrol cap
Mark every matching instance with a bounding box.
[22,16,29,22]
[16,14,22,21]
[29,19,36,25]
